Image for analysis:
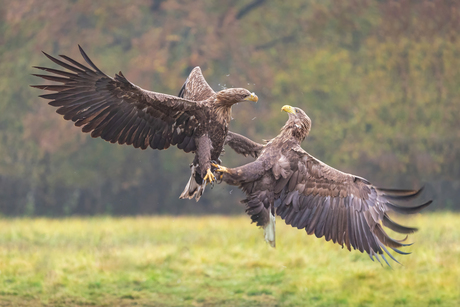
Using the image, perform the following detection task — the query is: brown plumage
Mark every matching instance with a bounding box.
[176,67,264,198]
[31,46,258,200]
[215,105,432,265]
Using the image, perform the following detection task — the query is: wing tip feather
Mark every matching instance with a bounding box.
[386,199,432,214]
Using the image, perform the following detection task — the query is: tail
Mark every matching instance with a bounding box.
[264,211,276,248]
[179,164,206,201]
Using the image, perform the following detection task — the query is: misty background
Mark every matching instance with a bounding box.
[1,0,458,216]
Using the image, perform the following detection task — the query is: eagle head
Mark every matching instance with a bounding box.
[216,88,258,106]
[281,105,311,141]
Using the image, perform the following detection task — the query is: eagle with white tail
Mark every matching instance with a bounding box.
[214,105,431,266]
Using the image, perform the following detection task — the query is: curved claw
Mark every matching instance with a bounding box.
[203,168,216,184]
[211,158,222,165]
[211,163,229,173]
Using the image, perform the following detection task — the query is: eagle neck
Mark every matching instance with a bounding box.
[279,122,308,143]
[213,99,232,125]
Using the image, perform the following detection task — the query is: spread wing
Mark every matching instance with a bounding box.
[225,131,264,158]
[31,45,204,152]
[274,145,431,265]
[177,66,216,101]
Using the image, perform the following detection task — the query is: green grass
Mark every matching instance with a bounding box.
[0,213,459,306]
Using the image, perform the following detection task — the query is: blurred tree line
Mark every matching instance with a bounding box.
[0,0,459,216]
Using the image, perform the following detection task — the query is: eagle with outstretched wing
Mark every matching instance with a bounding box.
[31,46,258,200]
[214,105,432,265]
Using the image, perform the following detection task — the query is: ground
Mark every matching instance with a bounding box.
[0,213,459,306]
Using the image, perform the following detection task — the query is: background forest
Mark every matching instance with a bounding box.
[1,0,459,216]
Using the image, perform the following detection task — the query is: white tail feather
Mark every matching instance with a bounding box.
[179,164,206,201]
[264,211,276,248]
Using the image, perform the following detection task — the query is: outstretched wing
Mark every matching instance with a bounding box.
[274,145,431,265]
[225,131,264,158]
[178,66,215,101]
[31,46,203,152]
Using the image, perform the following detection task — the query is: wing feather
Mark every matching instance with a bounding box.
[225,131,264,158]
[314,197,330,239]
[324,197,337,242]
[177,66,216,101]
[336,199,345,246]
[32,46,205,153]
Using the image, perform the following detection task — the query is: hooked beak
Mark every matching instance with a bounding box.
[244,92,258,102]
[281,105,295,114]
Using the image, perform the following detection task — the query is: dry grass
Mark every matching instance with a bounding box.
[0,213,459,306]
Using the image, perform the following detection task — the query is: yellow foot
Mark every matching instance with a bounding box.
[203,168,216,184]
[211,163,229,173]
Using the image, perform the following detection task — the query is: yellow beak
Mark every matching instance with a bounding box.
[244,92,258,102]
[281,105,295,114]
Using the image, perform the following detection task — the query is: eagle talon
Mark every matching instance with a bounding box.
[211,159,222,165]
[203,168,216,184]
[211,163,229,174]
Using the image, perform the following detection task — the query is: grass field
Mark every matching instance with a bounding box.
[0,213,459,306]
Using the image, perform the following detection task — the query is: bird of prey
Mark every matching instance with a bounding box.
[176,66,264,199]
[213,105,431,265]
[31,46,258,200]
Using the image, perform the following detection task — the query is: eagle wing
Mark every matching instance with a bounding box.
[274,145,431,265]
[225,131,264,158]
[31,46,204,152]
[177,66,216,101]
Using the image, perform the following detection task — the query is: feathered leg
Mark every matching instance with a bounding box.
[179,136,215,201]
[179,162,206,201]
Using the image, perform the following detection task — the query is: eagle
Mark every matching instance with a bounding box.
[176,66,265,198]
[31,46,258,200]
[213,105,432,265]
